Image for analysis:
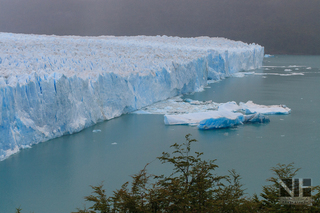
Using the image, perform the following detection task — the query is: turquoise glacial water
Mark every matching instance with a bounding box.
[0,55,320,212]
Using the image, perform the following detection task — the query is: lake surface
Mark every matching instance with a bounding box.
[1,55,320,212]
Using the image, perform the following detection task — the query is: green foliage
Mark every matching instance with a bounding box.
[15,207,22,213]
[254,162,320,212]
[111,164,153,212]
[14,207,34,213]
[154,133,226,212]
[72,183,110,213]
[74,134,248,212]
[17,135,320,212]
[259,163,300,211]
[74,134,320,213]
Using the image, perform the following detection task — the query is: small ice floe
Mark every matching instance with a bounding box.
[288,65,304,68]
[264,54,274,58]
[240,101,291,115]
[184,99,213,105]
[92,129,101,133]
[231,72,255,78]
[279,73,304,76]
[219,101,291,115]
[306,67,312,70]
[111,142,117,145]
[263,66,286,68]
[254,72,304,77]
[284,69,292,72]
[207,79,220,84]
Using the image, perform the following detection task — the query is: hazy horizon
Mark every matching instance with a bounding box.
[1,0,319,54]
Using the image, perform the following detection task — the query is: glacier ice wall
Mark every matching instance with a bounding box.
[0,33,264,160]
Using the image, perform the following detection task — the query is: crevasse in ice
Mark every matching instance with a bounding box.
[0,33,264,160]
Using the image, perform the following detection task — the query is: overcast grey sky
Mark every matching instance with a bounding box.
[0,0,319,54]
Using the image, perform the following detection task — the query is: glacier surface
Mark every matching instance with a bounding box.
[0,33,264,160]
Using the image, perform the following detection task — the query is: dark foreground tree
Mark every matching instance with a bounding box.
[72,135,320,213]
[254,163,320,212]
[73,134,250,212]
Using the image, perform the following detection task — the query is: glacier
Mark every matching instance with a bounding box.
[0,33,264,161]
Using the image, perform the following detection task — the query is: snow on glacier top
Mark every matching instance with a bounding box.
[0,33,264,161]
[0,33,260,86]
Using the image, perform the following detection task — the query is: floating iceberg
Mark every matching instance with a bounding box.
[164,110,271,130]
[142,98,288,130]
[239,101,291,115]
[197,111,270,130]
[0,33,264,160]
[243,113,270,123]
[218,101,241,112]
[164,111,244,126]
[138,99,290,117]
[197,112,245,129]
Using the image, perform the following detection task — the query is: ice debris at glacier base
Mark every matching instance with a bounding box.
[133,96,220,115]
[135,97,291,116]
[135,97,290,130]
[0,33,264,161]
